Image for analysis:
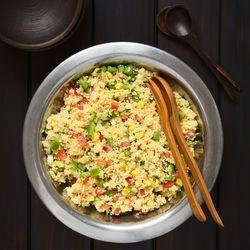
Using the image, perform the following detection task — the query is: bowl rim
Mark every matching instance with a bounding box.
[23,42,223,242]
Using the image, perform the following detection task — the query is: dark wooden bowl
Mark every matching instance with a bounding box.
[0,0,85,51]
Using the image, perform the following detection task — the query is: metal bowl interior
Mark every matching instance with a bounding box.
[23,42,223,242]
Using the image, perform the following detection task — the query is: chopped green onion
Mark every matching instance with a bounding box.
[152,131,160,141]
[164,175,174,181]
[71,160,78,170]
[89,112,97,121]
[124,150,131,156]
[107,66,117,73]
[105,190,115,197]
[122,83,132,90]
[85,87,90,93]
[123,65,133,75]
[153,175,160,179]
[125,109,131,113]
[107,84,115,89]
[101,120,107,126]
[90,197,101,205]
[77,163,86,171]
[86,148,91,155]
[130,186,138,194]
[140,160,145,166]
[71,160,86,171]
[90,168,100,177]
[97,179,104,187]
[178,111,185,121]
[50,140,60,150]
[118,65,125,72]
[86,122,96,137]
[131,91,140,102]
[96,68,102,73]
[76,79,88,90]
[101,66,107,72]
[80,171,90,179]
[168,164,175,175]
[105,137,113,144]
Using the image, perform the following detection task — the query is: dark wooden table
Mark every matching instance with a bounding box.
[1,0,249,249]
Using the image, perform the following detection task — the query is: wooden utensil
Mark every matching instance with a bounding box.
[149,75,224,227]
[157,5,241,102]
[146,81,206,223]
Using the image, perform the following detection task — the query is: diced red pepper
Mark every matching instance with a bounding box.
[112,188,118,194]
[103,203,110,210]
[121,141,131,147]
[95,159,111,166]
[125,177,132,184]
[124,96,131,102]
[135,114,143,123]
[112,196,119,202]
[100,133,104,142]
[74,86,78,95]
[121,114,130,121]
[73,177,77,183]
[82,97,89,103]
[83,177,90,185]
[95,187,103,196]
[160,152,170,159]
[173,172,180,179]
[137,144,142,150]
[77,103,84,110]
[55,149,67,161]
[77,135,88,147]
[163,181,174,189]
[114,208,120,215]
[81,194,87,199]
[65,128,78,137]
[111,102,119,110]
[140,189,145,196]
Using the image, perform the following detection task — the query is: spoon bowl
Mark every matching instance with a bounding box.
[165,6,192,37]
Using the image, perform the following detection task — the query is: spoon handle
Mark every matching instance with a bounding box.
[184,35,238,102]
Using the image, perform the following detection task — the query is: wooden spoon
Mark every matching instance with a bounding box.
[151,76,224,227]
[146,81,206,223]
[157,5,241,102]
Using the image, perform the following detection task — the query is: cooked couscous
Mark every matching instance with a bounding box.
[42,64,200,216]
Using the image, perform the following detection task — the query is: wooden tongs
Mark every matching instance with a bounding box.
[147,76,224,227]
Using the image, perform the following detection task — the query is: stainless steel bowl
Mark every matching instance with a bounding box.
[23,42,223,243]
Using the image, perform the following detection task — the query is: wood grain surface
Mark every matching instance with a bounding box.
[0,0,249,249]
